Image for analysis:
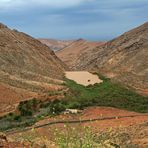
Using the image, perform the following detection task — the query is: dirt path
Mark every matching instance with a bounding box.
[5,114,148,135]
[7,107,148,147]
[65,71,102,86]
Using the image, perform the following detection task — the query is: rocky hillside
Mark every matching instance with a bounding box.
[56,39,105,69]
[38,38,74,51]
[0,23,67,115]
[71,23,148,94]
[0,24,66,79]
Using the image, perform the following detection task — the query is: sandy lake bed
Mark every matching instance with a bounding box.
[65,71,103,86]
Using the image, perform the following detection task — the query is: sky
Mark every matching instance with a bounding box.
[0,0,148,41]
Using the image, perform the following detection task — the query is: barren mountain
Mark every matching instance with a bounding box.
[0,23,66,115]
[38,38,74,51]
[56,39,105,69]
[72,23,148,94]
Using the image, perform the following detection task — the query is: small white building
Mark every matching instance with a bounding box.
[64,109,82,114]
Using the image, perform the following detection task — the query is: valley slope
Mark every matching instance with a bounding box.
[38,38,74,51]
[0,23,67,115]
[57,23,148,94]
[56,39,105,69]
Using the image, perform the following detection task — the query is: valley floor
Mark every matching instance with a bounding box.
[65,71,103,86]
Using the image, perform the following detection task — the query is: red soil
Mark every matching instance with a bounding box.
[9,107,148,147]
[0,83,37,116]
[34,107,148,130]
[0,82,65,116]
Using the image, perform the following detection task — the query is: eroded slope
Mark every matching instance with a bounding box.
[72,23,148,93]
[0,23,66,115]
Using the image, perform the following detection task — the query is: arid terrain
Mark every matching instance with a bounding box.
[0,22,148,148]
[56,39,105,69]
[0,23,67,116]
[6,107,148,148]
[0,0,148,146]
[57,23,148,95]
[38,38,74,51]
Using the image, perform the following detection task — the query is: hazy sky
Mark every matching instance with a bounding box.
[0,0,148,40]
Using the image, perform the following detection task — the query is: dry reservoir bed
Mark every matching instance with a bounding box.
[65,71,103,86]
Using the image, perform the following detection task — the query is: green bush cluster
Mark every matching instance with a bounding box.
[47,100,66,115]
[18,98,40,116]
[0,74,147,132]
[0,98,66,131]
[63,77,148,113]
[48,91,61,96]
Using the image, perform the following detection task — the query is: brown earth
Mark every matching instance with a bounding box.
[0,23,66,79]
[56,39,105,69]
[33,107,148,129]
[0,141,27,148]
[65,71,103,86]
[38,38,74,51]
[0,23,67,115]
[0,83,37,116]
[8,107,148,147]
[34,108,148,147]
[0,132,30,147]
[0,22,148,147]
[57,23,148,94]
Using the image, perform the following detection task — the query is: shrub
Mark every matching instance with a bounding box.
[51,125,138,148]
[49,100,66,115]
[13,115,22,121]
[63,77,148,113]
[18,99,38,116]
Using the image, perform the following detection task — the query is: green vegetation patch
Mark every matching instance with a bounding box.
[63,74,148,113]
[0,99,66,131]
[0,74,147,132]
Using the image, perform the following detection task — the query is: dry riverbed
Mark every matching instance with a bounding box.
[65,71,103,86]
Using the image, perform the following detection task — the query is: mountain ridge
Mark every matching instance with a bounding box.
[38,38,74,51]
[56,39,106,69]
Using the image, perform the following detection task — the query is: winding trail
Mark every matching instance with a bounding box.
[5,114,148,135]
